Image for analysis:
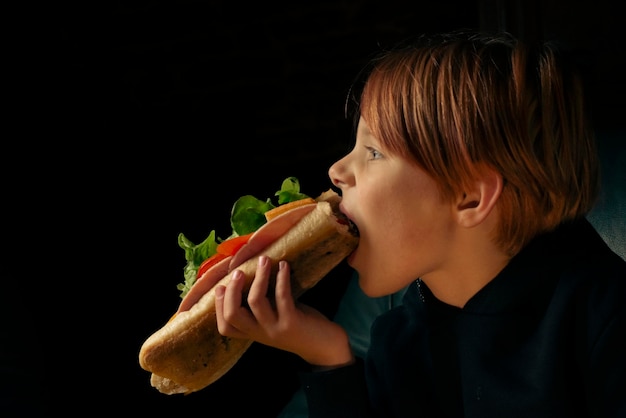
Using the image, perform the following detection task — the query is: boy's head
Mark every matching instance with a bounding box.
[354,30,600,255]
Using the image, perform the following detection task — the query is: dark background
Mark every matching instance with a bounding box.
[3,0,624,416]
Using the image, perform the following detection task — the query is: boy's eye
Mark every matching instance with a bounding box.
[367,147,383,160]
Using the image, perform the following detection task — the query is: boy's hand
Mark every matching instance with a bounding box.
[215,255,354,368]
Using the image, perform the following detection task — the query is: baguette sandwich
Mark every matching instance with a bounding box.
[138,177,359,395]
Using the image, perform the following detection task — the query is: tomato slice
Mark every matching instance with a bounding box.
[216,232,254,256]
[197,252,229,278]
[196,233,255,278]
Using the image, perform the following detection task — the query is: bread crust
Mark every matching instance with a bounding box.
[139,195,358,394]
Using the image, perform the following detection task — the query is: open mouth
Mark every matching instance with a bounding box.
[348,218,359,237]
[335,211,359,237]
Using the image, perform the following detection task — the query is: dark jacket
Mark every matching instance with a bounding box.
[300,219,626,417]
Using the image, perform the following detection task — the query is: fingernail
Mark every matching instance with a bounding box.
[259,255,268,266]
[215,285,224,298]
[232,270,243,281]
[279,260,286,270]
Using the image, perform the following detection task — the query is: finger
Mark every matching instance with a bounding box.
[214,284,244,338]
[274,260,296,315]
[221,270,256,333]
[247,255,276,323]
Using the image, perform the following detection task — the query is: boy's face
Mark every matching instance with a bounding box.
[328,118,458,297]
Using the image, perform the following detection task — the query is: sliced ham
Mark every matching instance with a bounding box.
[176,255,232,314]
[227,203,317,270]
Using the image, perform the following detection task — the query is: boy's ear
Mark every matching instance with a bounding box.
[455,167,503,227]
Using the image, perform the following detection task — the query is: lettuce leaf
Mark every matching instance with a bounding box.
[275,176,310,204]
[230,195,275,236]
[176,230,219,297]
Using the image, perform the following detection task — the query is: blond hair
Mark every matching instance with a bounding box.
[356,31,600,255]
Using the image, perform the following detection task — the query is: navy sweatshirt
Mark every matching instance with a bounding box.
[300,219,626,417]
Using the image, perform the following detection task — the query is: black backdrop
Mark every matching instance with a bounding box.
[3,1,623,416]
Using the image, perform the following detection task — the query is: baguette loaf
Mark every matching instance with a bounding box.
[139,191,358,394]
